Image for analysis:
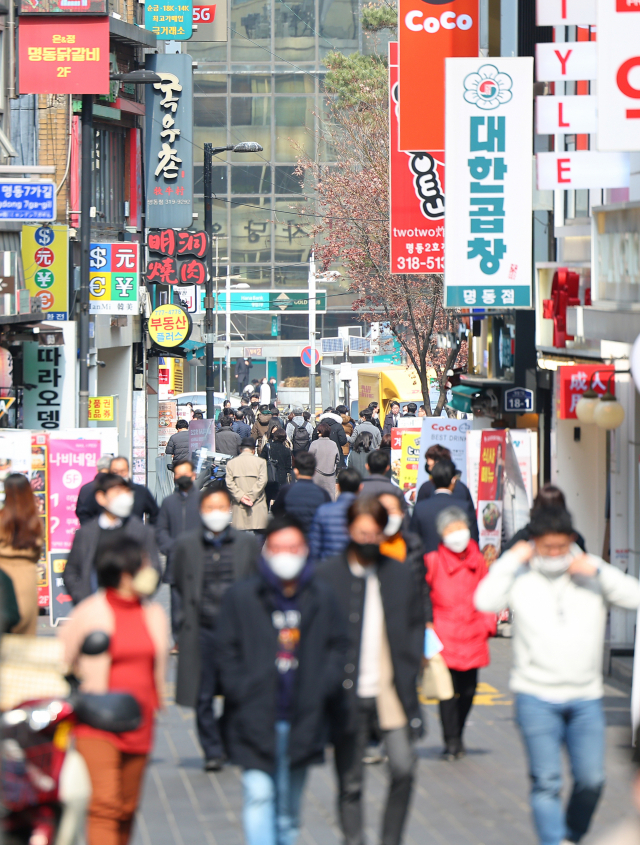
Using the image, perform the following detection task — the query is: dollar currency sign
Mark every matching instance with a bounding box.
[90,246,107,270]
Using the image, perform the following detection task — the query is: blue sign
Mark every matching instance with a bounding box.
[504,387,534,413]
[0,182,55,221]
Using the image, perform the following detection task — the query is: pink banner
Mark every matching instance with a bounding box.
[49,439,101,551]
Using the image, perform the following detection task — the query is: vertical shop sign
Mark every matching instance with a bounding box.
[399,0,478,150]
[444,57,533,308]
[22,224,69,320]
[48,439,100,551]
[145,53,194,229]
[597,0,640,151]
[389,43,445,275]
[476,430,506,565]
[89,242,139,313]
[23,324,76,430]
[132,390,147,485]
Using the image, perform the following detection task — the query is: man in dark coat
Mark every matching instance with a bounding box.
[75,454,112,524]
[165,419,191,468]
[172,486,259,771]
[235,357,252,395]
[216,416,242,456]
[317,497,425,845]
[155,460,202,645]
[110,456,159,524]
[382,401,401,436]
[217,515,348,845]
[308,467,361,561]
[232,409,252,439]
[64,473,160,604]
[410,458,479,554]
[416,444,475,507]
[271,452,330,532]
[358,450,405,506]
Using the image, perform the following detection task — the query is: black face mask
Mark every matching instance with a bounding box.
[175,476,193,491]
[350,541,380,562]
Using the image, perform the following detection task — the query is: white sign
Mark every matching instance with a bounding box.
[536,94,598,134]
[23,321,76,431]
[597,0,640,151]
[444,58,533,309]
[535,41,597,81]
[537,0,596,25]
[537,150,630,188]
[415,417,472,493]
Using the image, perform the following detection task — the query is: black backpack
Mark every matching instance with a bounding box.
[291,420,310,452]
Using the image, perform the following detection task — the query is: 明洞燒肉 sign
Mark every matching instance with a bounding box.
[444,58,533,308]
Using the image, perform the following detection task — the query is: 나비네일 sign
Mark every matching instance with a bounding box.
[444,58,533,308]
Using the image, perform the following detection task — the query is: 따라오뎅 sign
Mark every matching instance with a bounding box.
[444,58,533,308]
[89,243,139,314]
[145,54,194,229]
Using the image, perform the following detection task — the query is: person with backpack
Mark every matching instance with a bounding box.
[286,406,313,455]
[348,432,373,478]
[251,404,273,452]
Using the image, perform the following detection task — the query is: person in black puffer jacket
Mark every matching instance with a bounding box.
[260,428,292,504]
[271,452,330,533]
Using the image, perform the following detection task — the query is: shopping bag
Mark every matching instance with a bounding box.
[420,653,454,701]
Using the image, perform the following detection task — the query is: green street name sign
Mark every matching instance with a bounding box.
[213,289,327,314]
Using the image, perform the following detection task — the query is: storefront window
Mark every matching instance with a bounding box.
[92,126,126,228]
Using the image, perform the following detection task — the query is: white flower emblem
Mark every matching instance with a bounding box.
[463,64,513,110]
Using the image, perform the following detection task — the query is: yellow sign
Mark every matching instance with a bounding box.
[0,397,15,419]
[148,303,191,349]
[88,396,114,421]
[398,430,421,490]
[21,224,69,320]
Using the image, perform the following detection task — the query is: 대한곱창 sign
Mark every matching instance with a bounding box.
[444,58,533,308]
[0,182,55,221]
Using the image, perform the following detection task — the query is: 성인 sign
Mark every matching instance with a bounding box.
[148,303,192,348]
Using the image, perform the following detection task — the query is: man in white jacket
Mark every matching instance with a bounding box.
[475,507,640,845]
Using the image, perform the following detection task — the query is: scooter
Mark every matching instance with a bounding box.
[1,631,141,845]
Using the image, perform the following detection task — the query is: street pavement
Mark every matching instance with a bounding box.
[131,599,638,845]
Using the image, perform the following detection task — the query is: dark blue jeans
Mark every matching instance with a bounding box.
[515,694,605,845]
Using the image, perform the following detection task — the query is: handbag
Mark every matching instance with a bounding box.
[265,443,279,484]
[420,653,454,701]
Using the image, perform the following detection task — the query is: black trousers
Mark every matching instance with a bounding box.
[438,668,478,750]
[196,625,224,760]
[169,584,182,644]
[334,698,416,845]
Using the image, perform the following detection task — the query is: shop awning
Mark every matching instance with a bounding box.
[183,340,205,361]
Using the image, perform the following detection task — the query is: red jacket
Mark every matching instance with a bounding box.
[425,541,496,672]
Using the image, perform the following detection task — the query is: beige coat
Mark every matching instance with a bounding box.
[225,450,269,530]
[58,590,169,704]
[0,544,41,636]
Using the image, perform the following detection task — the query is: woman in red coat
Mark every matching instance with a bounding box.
[425,505,496,760]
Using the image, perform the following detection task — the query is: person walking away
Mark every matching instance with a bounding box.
[236,357,252,395]
[225,438,269,533]
[271,452,331,532]
[259,377,272,406]
[502,483,587,553]
[110,457,159,525]
[410,459,478,554]
[252,404,274,452]
[76,455,112,524]
[379,434,393,479]
[336,405,355,464]
[232,408,252,439]
[359,449,405,506]
[287,407,313,457]
[217,515,348,845]
[216,416,242,457]
[64,473,160,605]
[171,487,259,770]
[348,432,373,479]
[402,404,417,418]
[416,444,475,507]
[165,419,191,469]
[308,468,361,562]
[313,408,348,465]
[0,473,43,635]
[261,427,292,506]
[266,406,284,441]
[475,507,640,845]
[382,402,401,436]
[426,505,495,760]
[155,460,201,649]
[309,422,340,502]
[348,409,382,450]
[317,498,424,845]
[59,537,168,845]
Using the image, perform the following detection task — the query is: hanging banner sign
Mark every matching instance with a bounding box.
[444,58,533,308]
[18,16,110,95]
[476,430,506,565]
[535,41,597,81]
[145,0,193,40]
[597,0,640,152]
[146,228,208,286]
[389,43,445,275]
[537,0,596,24]
[22,224,69,320]
[536,95,598,135]
[537,151,630,189]
[89,242,139,314]
[399,0,478,150]
[48,439,101,553]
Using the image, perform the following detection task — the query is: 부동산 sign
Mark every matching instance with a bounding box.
[444,58,533,308]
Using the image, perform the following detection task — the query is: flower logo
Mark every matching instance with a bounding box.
[463,65,513,110]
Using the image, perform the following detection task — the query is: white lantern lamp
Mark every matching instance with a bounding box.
[593,376,625,430]
[575,387,600,424]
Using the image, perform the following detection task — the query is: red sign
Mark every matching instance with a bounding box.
[399,0,478,150]
[19,0,107,14]
[300,346,320,368]
[477,430,506,565]
[18,16,110,95]
[558,364,614,419]
[193,4,215,20]
[389,43,444,275]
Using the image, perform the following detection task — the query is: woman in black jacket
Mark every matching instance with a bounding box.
[260,427,292,504]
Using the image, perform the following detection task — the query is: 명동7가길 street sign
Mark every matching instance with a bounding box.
[0,182,55,221]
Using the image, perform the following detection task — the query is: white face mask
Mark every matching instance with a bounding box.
[532,553,573,576]
[442,528,471,554]
[264,551,307,581]
[383,514,404,537]
[132,566,159,597]
[108,491,134,519]
[202,510,232,533]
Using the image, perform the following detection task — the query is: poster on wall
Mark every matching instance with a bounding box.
[158,399,178,455]
[476,430,506,565]
[390,427,421,490]
[48,439,101,552]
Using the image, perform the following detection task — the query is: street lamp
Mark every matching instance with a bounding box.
[77,69,163,427]
[225,282,250,397]
[203,141,263,419]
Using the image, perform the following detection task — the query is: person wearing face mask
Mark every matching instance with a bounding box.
[425,506,495,760]
[59,537,168,845]
[171,487,259,771]
[317,498,424,845]
[475,507,640,845]
[155,460,202,649]
[109,456,159,525]
[64,473,160,606]
[410,458,478,554]
[217,515,348,845]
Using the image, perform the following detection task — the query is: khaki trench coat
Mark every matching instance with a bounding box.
[225,451,269,530]
[0,544,41,636]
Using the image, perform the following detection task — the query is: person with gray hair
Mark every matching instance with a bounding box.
[425,504,496,760]
[75,454,113,525]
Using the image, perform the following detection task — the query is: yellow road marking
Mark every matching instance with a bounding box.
[419,681,512,706]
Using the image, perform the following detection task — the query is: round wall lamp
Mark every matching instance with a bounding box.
[574,370,626,430]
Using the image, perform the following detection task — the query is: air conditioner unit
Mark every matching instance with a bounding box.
[320,337,345,355]
[349,336,371,355]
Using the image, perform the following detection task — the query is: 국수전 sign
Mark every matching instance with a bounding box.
[444,58,533,308]
[89,243,139,314]
[148,303,192,348]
